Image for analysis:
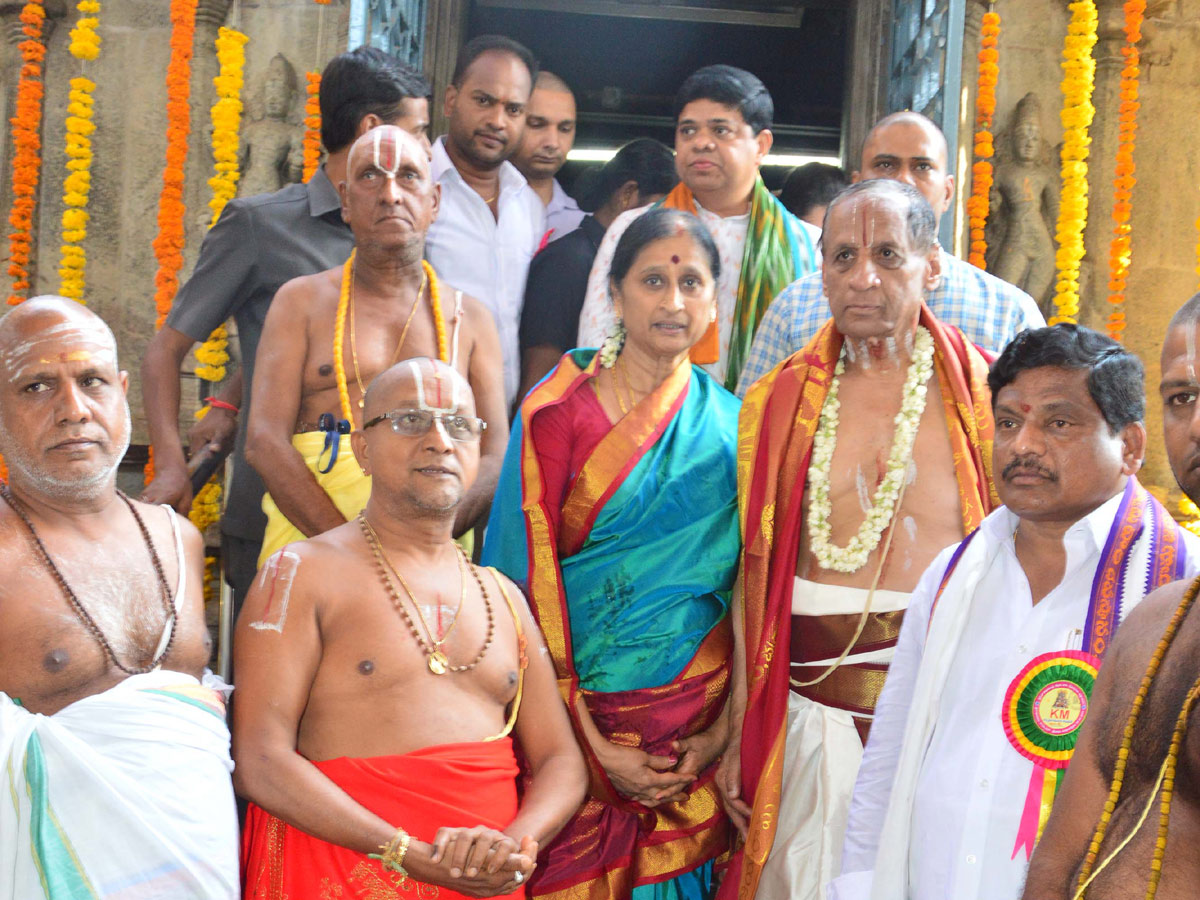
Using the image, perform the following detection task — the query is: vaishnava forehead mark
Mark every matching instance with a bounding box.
[408,358,458,413]
[372,128,404,176]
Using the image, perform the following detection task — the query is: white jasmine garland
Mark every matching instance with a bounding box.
[807,326,936,573]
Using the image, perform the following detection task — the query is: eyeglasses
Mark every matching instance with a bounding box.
[361,408,487,442]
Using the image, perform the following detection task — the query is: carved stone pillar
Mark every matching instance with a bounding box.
[424,0,469,139]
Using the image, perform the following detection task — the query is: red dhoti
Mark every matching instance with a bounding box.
[242,739,523,900]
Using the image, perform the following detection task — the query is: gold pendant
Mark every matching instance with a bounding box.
[358,398,365,409]
[428,650,449,675]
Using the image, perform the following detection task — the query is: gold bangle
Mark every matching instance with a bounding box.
[368,826,411,876]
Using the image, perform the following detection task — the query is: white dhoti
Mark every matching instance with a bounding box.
[0,670,238,899]
[756,579,909,900]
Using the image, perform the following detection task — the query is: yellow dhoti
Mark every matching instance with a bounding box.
[258,432,370,567]
[258,431,473,568]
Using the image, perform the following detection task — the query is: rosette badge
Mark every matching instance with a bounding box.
[1003,649,1100,858]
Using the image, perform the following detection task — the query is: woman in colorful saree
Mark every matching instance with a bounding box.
[483,207,740,900]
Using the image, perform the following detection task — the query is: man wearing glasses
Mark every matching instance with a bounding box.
[237,357,587,897]
[246,125,507,565]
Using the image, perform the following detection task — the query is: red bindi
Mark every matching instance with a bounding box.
[1020,403,1031,413]
[671,255,680,264]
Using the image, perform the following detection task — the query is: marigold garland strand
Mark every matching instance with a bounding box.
[194,26,247,385]
[1105,1,1145,342]
[57,1,103,303]
[151,0,198,331]
[146,0,198,484]
[967,9,1000,270]
[303,71,322,182]
[7,1,48,305]
[1052,0,1099,325]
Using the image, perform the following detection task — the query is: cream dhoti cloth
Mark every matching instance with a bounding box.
[259,432,370,566]
[755,578,910,900]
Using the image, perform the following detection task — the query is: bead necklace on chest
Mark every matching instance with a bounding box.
[0,483,177,675]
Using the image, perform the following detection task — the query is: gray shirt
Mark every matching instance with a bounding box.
[166,167,353,542]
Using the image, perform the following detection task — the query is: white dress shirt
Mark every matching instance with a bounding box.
[425,137,545,406]
[544,179,584,242]
[833,494,1200,900]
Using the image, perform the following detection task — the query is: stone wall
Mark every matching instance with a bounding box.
[0,0,349,443]
[955,0,1200,505]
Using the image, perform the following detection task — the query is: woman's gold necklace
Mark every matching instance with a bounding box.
[359,514,494,675]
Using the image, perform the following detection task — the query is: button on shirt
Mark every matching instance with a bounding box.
[575,201,819,386]
[543,178,585,243]
[425,137,545,406]
[736,249,1045,397]
[833,495,1200,900]
[166,167,354,541]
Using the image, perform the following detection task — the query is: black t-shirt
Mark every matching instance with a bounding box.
[519,215,605,354]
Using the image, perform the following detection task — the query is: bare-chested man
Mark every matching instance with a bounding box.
[0,297,237,898]
[717,179,998,900]
[237,358,586,899]
[246,124,506,566]
[1022,296,1200,900]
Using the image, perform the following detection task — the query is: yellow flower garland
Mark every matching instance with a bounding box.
[60,0,102,301]
[333,252,449,426]
[1105,0,1145,342]
[58,75,96,301]
[193,26,247,385]
[967,10,1000,270]
[1051,0,1099,325]
[189,476,222,533]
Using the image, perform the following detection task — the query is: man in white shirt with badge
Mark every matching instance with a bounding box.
[426,35,544,409]
[832,324,1200,900]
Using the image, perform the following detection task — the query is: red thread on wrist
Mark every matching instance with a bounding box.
[205,396,238,413]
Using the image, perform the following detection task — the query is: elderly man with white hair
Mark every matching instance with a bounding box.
[0,296,237,899]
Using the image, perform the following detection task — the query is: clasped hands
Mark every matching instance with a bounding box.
[410,827,537,898]
[594,720,727,809]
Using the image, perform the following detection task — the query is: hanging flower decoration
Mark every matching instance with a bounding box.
[967,9,1000,270]
[303,71,322,182]
[68,0,100,57]
[193,25,248,386]
[207,27,247,228]
[1105,0,1145,342]
[189,476,222,533]
[147,0,198,484]
[151,0,199,330]
[7,1,48,305]
[59,75,97,301]
[1051,0,1099,325]
[195,323,229,381]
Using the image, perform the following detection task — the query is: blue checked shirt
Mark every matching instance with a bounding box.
[735,250,1045,397]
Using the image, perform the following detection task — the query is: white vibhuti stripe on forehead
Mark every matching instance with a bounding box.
[408,359,458,412]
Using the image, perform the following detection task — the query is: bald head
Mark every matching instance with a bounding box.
[534,71,573,97]
[363,357,475,421]
[855,111,954,220]
[0,295,130,502]
[340,125,439,256]
[346,125,431,182]
[0,295,118,380]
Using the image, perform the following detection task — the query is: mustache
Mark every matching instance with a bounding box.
[1001,456,1058,482]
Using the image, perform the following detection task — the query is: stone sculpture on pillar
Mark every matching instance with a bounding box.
[987,92,1060,307]
[238,53,303,197]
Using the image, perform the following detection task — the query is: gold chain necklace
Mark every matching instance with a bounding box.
[349,261,428,409]
[359,514,494,675]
